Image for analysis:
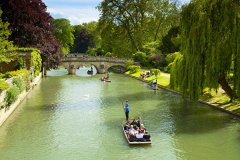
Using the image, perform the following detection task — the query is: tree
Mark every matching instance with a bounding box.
[52,18,74,55]
[97,0,180,57]
[171,0,240,101]
[98,0,152,52]
[148,0,180,42]
[0,0,61,69]
[98,20,132,58]
[71,26,94,53]
[0,9,14,63]
[159,26,180,54]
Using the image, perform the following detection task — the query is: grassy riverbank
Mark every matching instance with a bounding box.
[125,69,240,116]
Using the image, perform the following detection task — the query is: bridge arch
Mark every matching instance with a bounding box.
[60,54,127,75]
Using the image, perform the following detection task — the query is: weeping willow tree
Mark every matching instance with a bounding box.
[170,0,240,101]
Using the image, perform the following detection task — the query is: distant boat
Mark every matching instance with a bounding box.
[147,82,158,90]
[87,70,93,74]
[100,77,111,82]
[122,120,151,145]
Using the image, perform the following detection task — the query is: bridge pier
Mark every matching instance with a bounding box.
[68,68,76,74]
[67,64,77,75]
[96,64,107,74]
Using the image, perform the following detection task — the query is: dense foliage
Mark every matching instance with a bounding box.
[0,9,14,63]
[4,85,20,106]
[159,26,181,54]
[0,0,61,69]
[10,48,42,76]
[97,0,180,57]
[71,22,99,53]
[52,18,74,55]
[170,0,240,101]
[30,49,42,76]
[127,65,141,74]
[72,27,94,53]
[0,79,9,91]
[12,77,25,92]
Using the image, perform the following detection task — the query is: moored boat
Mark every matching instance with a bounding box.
[100,77,111,82]
[147,82,158,90]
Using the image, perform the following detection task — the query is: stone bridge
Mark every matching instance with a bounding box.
[61,54,127,74]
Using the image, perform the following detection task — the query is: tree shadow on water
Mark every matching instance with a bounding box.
[102,90,239,135]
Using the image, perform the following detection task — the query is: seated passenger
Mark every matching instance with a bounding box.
[140,124,146,133]
[124,120,131,130]
[128,125,137,137]
[130,119,138,128]
[135,130,144,140]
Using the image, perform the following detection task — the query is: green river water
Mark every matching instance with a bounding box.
[0,69,240,160]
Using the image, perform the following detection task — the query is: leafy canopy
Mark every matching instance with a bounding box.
[52,18,74,55]
[171,0,240,100]
[0,9,14,63]
[0,0,61,69]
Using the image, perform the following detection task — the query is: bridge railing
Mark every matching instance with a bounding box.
[62,54,127,63]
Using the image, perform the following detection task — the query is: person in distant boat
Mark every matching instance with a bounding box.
[106,73,109,79]
[153,79,157,85]
[124,100,130,121]
[90,66,93,72]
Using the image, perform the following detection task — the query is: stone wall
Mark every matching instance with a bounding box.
[0,73,42,127]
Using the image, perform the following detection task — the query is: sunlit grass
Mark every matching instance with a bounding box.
[200,88,240,114]
[126,69,240,115]
[125,69,170,87]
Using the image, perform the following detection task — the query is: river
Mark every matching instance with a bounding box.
[0,69,239,160]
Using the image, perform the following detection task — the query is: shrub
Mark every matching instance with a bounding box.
[87,48,97,56]
[0,73,5,79]
[7,69,28,77]
[105,52,113,57]
[150,68,161,77]
[0,79,9,91]
[127,65,140,74]
[3,72,12,78]
[5,85,20,106]
[31,49,42,76]
[126,60,134,68]
[133,51,148,67]
[12,77,25,92]
[14,57,25,70]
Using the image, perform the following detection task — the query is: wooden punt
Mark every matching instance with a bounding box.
[100,78,111,82]
[147,83,158,90]
[122,122,152,145]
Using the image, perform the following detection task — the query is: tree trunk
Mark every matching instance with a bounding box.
[154,20,162,41]
[218,76,234,102]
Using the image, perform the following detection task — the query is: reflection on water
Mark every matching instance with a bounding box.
[49,66,97,76]
[0,69,239,160]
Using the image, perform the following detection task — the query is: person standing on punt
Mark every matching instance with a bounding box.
[124,100,130,121]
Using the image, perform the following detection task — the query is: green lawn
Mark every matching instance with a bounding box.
[125,69,170,87]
